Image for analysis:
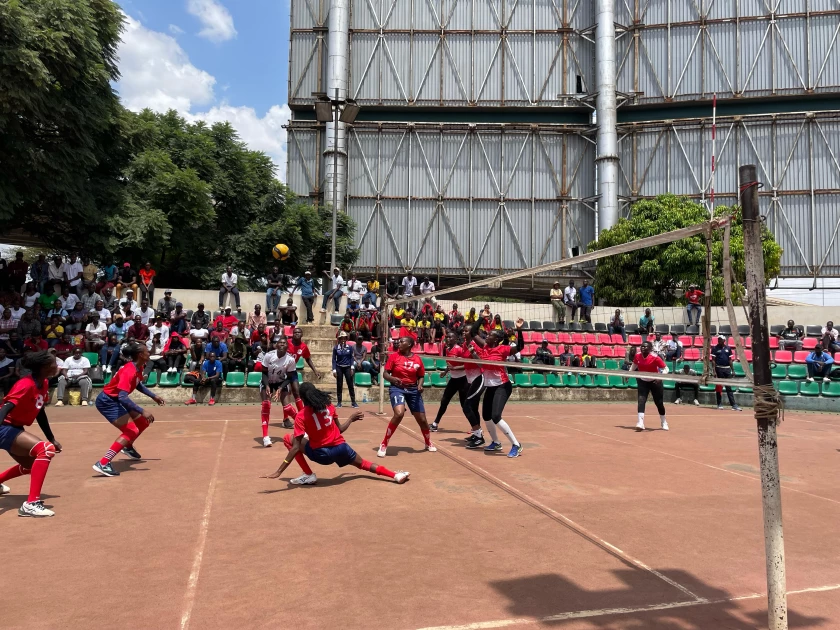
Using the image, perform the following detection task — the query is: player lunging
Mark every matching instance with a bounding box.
[630,340,670,431]
[262,382,409,485]
[0,351,61,517]
[93,343,165,476]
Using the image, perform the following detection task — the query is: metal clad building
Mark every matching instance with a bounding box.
[287,0,840,279]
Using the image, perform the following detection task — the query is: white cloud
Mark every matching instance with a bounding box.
[168,24,184,35]
[115,14,289,179]
[187,0,237,43]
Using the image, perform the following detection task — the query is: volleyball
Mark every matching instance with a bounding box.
[272,243,290,260]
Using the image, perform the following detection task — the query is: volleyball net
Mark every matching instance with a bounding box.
[380,213,759,393]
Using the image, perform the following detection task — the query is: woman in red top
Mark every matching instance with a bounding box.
[630,341,670,431]
[262,383,409,485]
[468,316,525,458]
[429,331,484,446]
[377,336,435,457]
[0,351,61,517]
[139,262,156,304]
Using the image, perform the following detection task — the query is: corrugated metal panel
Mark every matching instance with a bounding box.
[288,32,324,104]
[291,0,323,29]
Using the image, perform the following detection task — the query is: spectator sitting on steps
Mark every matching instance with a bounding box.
[777,319,803,352]
[533,340,555,366]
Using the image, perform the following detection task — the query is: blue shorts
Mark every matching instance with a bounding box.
[389,386,425,413]
[304,442,357,467]
[0,424,24,451]
[95,392,130,423]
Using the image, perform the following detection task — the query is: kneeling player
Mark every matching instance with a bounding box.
[262,382,409,485]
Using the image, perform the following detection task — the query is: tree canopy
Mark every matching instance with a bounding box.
[588,195,783,307]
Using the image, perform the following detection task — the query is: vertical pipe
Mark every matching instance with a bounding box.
[595,0,619,231]
[325,0,350,225]
[740,164,788,630]
[710,93,717,213]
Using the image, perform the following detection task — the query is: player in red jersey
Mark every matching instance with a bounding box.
[630,340,670,431]
[0,351,62,517]
[287,328,322,411]
[377,336,435,457]
[468,316,524,457]
[262,382,409,485]
[430,331,484,447]
[92,343,165,476]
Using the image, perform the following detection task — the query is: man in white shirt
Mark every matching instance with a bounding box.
[321,267,345,313]
[92,300,112,325]
[118,289,139,315]
[55,347,92,406]
[563,280,577,323]
[62,254,84,295]
[220,265,241,311]
[345,274,365,304]
[84,313,108,352]
[149,316,171,344]
[58,287,80,311]
[137,299,155,325]
[665,332,684,362]
[401,273,418,298]
[419,276,436,305]
[48,255,65,294]
[7,299,26,325]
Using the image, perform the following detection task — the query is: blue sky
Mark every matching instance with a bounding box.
[115,0,291,174]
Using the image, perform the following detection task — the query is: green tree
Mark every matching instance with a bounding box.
[0,0,125,242]
[588,195,782,307]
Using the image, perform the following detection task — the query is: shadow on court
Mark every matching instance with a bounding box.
[490,569,827,628]
[0,493,60,516]
[259,472,392,494]
[614,425,667,432]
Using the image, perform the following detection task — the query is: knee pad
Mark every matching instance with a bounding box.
[135,416,150,432]
[30,441,56,460]
[121,422,141,442]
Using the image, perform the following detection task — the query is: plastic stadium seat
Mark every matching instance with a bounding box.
[266,313,276,324]
[683,348,701,360]
[776,381,799,396]
[580,375,597,388]
[733,363,746,377]
[800,380,821,396]
[805,325,823,337]
[523,331,542,343]
[583,333,597,344]
[572,333,585,344]
[544,332,559,343]
[226,372,245,387]
[625,377,638,389]
[435,358,447,370]
[421,357,436,370]
[567,322,582,331]
[822,382,840,397]
[159,372,181,387]
[558,333,572,344]
[185,309,194,319]
[743,350,753,361]
[362,341,373,352]
[597,346,612,358]
[655,324,670,335]
[686,325,700,336]
[770,364,787,379]
[802,338,817,350]
[431,373,448,387]
[424,343,440,354]
[284,326,295,336]
[670,324,685,335]
[212,310,221,319]
[235,311,246,322]
[563,373,581,387]
[523,344,538,356]
[330,314,343,326]
[83,352,99,366]
[737,385,754,394]
[247,372,262,387]
[594,323,608,331]
[549,344,561,354]
[390,329,400,340]
[144,372,158,387]
[547,373,564,387]
[529,321,543,331]
[786,365,807,379]
[346,340,356,348]
[663,380,675,390]
[514,373,533,388]
[354,373,372,387]
[693,336,706,347]
[718,325,732,335]
[542,321,558,332]
[611,334,626,345]
[296,358,305,370]
[604,359,619,370]
[423,374,432,388]
[596,374,611,388]
[503,320,515,330]
[793,351,810,364]
[531,374,549,388]
[609,375,628,389]
[590,346,603,357]
[678,336,693,347]
[769,337,779,349]
[774,350,792,363]
[628,334,642,345]
[596,333,613,345]
[572,345,584,355]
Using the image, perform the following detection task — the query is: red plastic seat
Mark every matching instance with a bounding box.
[523,331,541,343]
[683,348,700,360]
[362,341,373,352]
[678,335,693,347]
[544,332,559,343]
[390,329,400,340]
[590,346,603,357]
[802,338,817,350]
[572,345,584,355]
[596,333,613,345]
[572,333,585,344]
[628,334,642,346]
[424,343,440,355]
[583,333,598,344]
[522,344,537,356]
[347,340,356,348]
[793,350,810,364]
[743,349,753,362]
[284,326,294,336]
[769,337,779,349]
[549,344,561,354]
[558,333,572,344]
[611,334,627,345]
[774,350,792,364]
[693,336,706,347]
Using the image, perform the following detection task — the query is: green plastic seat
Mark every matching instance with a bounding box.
[693,361,705,373]
[83,352,99,367]
[771,364,787,379]
[626,377,637,389]
[144,371,158,387]
[787,365,807,380]
[563,373,581,387]
[159,372,181,387]
[421,357,436,370]
[514,373,533,388]
[296,358,305,369]
[799,380,820,396]
[609,375,627,389]
[354,372,372,387]
[423,374,432,388]
[520,357,534,372]
[246,372,262,387]
[435,359,447,370]
[102,371,112,386]
[776,381,799,396]
[737,385,754,393]
[226,372,245,387]
[822,382,840,397]
[604,360,619,370]
[663,380,676,390]
[431,373,448,387]
[547,373,564,387]
[733,363,746,377]
[580,374,597,388]
[531,373,549,388]
[595,374,611,388]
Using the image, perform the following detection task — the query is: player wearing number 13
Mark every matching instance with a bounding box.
[262,383,409,485]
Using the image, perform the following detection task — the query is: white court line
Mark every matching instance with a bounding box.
[413,584,840,630]
[392,422,702,602]
[179,418,228,630]
[49,418,255,425]
[526,416,840,507]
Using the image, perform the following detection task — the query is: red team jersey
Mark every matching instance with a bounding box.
[384,352,425,387]
[2,376,49,427]
[288,340,310,361]
[633,353,666,377]
[103,362,143,397]
[294,404,344,449]
[477,344,513,386]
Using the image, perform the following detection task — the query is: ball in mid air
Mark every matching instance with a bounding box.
[272,243,290,260]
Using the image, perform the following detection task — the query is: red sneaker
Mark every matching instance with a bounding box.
[208,398,216,406]
[185,398,196,405]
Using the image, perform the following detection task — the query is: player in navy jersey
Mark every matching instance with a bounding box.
[377,336,435,457]
[93,343,165,476]
[0,351,61,517]
[262,383,409,485]
[630,340,670,431]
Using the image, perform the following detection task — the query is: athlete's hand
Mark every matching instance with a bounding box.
[51,440,63,453]
[153,396,165,406]
[349,411,364,422]
[261,470,282,479]
[146,412,156,423]
[417,382,424,393]
[315,371,322,380]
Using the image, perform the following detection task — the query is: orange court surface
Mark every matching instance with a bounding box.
[1,401,838,630]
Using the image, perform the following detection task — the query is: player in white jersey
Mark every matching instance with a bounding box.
[259,337,299,447]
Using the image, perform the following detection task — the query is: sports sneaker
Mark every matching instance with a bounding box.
[508,444,523,458]
[425,443,437,452]
[122,446,142,460]
[351,402,359,408]
[661,419,669,431]
[283,419,293,429]
[484,441,503,452]
[336,403,342,408]
[290,473,317,485]
[185,398,197,405]
[92,461,119,477]
[674,398,682,405]
[823,377,831,383]
[81,400,88,406]
[465,436,486,449]
[263,436,273,447]
[732,406,742,411]
[806,377,814,383]
[377,444,388,458]
[208,398,216,406]
[430,422,439,432]
[104,366,112,374]
[394,471,411,484]
[0,483,10,495]
[320,308,327,313]
[18,500,54,518]
[55,401,64,407]
[717,405,724,410]
[635,419,645,431]
[693,399,700,406]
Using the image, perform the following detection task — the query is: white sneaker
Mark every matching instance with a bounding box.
[18,500,54,518]
[674,398,682,405]
[290,473,317,485]
[104,366,111,374]
[806,377,814,383]
[377,444,387,458]
[262,436,272,447]
[425,443,437,452]
[394,471,410,484]
[81,400,88,407]
[0,483,10,495]
[55,401,64,407]
[661,419,669,431]
[694,399,700,406]
[320,308,327,313]
[635,419,645,431]
[823,377,831,383]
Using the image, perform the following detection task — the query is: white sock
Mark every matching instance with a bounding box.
[660,414,667,423]
[484,420,499,442]
[496,419,518,446]
[471,428,483,438]
[637,412,645,424]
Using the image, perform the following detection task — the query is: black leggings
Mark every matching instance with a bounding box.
[482,381,513,424]
[433,375,468,425]
[637,379,666,415]
[464,375,484,427]
[335,365,355,404]
[194,378,219,398]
